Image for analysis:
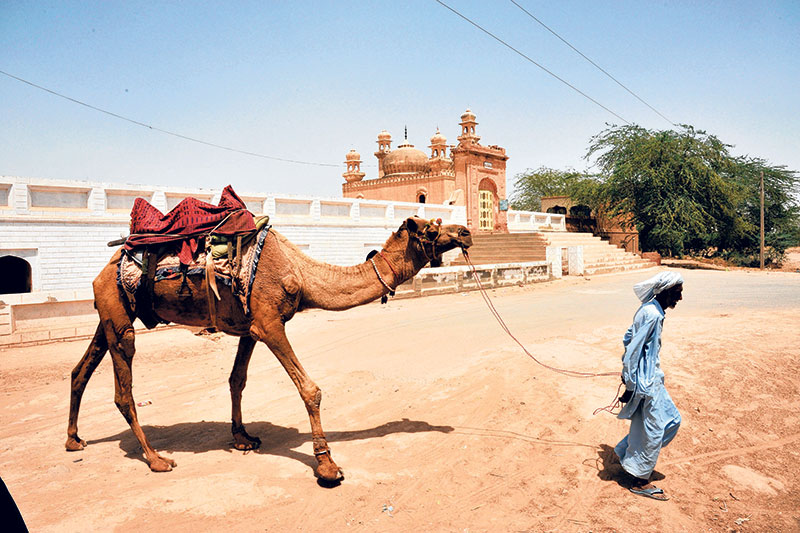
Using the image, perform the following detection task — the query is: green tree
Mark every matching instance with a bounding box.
[586,124,800,263]
[726,157,800,265]
[510,167,599,211]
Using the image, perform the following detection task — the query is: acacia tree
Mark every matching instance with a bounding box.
[510,167,599,211]
[586,124,799,262]
[727,157,800,264]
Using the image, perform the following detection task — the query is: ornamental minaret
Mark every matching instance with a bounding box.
[428,128,450,173]
[457,108,480,145]
[342,149,365,182]
[374,130,392,178]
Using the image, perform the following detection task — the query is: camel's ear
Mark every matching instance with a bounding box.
[404,217,420,234]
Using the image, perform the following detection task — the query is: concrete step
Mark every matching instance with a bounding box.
[584,261,654,275]
[539,231,656,274]
[451,233,550,265]
[451,231,657,273]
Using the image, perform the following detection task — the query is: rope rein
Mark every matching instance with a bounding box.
[461,248,623,416]
[461,249,619,378]
[592,382,625,416]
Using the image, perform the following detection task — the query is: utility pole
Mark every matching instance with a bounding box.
[760,171,765,270]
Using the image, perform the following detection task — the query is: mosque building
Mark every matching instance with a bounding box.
[341,109,509,233]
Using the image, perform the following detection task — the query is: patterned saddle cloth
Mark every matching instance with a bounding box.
[125,185,257,266]
[118,218,270,328]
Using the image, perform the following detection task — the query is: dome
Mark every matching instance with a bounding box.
[377,129,392,141]
[430,129,447,145]
[382,143,430,176]
[461,108,476,122]
[345,149,361,161]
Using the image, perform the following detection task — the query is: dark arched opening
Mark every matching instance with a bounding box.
[546,205,567,215]
[569,205,591,218]
[417,194,426,203]
[0,256,32,294]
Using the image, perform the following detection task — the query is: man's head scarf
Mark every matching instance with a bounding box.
[633,271,684,303]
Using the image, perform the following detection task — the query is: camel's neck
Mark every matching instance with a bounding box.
[287,243,417,312]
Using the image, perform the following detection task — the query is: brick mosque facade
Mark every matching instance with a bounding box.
[341,109,509,233]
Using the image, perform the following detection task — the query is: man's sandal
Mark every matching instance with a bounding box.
[629,486,669,501]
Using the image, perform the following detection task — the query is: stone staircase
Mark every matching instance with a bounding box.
[538,231,655,275]
[450,233,547,265]
[449,231,655,275]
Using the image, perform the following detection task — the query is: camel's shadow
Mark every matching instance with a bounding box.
[89,418,453,475]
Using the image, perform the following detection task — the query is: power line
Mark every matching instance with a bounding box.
[0,69,341,168]
[433,0,630,125]
[509,0,676,126]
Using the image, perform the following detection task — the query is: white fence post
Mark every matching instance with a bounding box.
[568,246,584,276]
[546,246,562,279]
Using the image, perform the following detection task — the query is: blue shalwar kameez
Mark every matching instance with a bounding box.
[614,299,681,480]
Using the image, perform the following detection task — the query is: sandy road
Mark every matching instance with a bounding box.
[1,268,799,532]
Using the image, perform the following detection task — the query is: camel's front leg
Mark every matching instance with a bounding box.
[105,321,176,472]
[254,320,343,483]
[229,336,261,450]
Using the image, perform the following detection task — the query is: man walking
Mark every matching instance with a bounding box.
[615,271,684,501]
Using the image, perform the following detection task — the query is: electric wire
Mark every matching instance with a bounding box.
[509,0,676,126]
[433,0,630,125]
[0,69,340,168]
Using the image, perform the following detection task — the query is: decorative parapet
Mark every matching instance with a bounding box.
[343,169,456,192]
[507,209,567,232]
[0,175,466,227]
[0,175,471,295]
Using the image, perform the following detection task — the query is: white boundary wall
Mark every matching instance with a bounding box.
[0,177,567,345]
[0,176,466,292]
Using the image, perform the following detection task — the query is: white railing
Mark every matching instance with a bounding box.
[394,261,551,299]
[0,176,467,226]
[507,209,567,232]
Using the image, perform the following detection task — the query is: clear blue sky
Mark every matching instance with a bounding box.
[2,1,798,199]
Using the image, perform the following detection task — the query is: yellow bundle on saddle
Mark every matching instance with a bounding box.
[208,215,270,259]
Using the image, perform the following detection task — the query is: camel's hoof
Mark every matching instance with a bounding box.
[149,455,176,472]
[65,436,87,451]
[316,468,344,488]
[315,463,344,483]
[232,434,261,451]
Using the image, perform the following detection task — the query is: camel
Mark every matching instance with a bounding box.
[65,216,472,483]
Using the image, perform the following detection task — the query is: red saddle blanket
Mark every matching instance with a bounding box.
[125,185,256,264]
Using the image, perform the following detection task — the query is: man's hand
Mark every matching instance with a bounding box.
[619,389,633,404]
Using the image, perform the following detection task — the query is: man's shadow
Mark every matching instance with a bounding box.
[592,444,665,488]
[89,418,452,483]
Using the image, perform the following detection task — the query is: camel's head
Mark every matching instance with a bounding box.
[398,216,473,267]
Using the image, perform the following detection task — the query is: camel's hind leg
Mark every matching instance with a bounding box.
[229,336,261,450]
[252,319,344,483]
[65,322,109,451]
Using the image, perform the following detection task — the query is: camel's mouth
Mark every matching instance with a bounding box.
[455,228,473,249]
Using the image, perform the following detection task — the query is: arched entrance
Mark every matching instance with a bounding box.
[546,205,567,215]
[0,256,32,294]
[478,178,497,231]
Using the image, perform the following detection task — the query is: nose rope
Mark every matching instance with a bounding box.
[461,249,621,414]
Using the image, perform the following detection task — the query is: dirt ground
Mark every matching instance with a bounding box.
[782,247,800,272]
[2,268,799,532]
